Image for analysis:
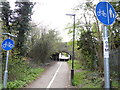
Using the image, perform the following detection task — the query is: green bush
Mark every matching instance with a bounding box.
[68,60,82,70]
[68,60,102,88]
[7,80,26,88]
[7,68,44,88]
[74,71,88,86]
[74,71,102,88]
[2,50,45,88]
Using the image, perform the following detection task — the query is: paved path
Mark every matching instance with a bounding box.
[26,61,71,88]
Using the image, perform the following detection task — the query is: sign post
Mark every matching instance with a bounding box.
[95,1,116,88]
[103,25,110,88]
[3,50,9,88]
[2,35,15,88]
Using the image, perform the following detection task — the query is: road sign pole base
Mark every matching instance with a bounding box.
[71,69,74,86]
[3,70,8,88]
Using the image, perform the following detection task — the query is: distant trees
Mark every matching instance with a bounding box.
[29,28,62,64]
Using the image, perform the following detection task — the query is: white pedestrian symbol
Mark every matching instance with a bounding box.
[109,8,114,18]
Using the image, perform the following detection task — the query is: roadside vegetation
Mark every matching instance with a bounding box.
[68,60,119,88]
[7,67,44,88]
[2,53,45,88]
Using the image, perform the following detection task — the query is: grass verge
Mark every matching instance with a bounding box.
[68,60,119,88]
[7,68,44,88]
[2,68,44,88]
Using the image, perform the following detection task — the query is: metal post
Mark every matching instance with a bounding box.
[2,34,16,88]
[71,15,75,85]
[103,25,110,88]
[3,36,10,88]
[66,14,75,85]
[3,50,9,88]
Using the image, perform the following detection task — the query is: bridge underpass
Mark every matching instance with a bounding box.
[50,42,72,61]
[51,51,71,61]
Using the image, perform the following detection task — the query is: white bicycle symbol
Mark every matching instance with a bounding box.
[97,9,107,17]
[2,41,13,48]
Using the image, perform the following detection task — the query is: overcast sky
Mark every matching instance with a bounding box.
[32,0,80,42]
[9,0,99,42]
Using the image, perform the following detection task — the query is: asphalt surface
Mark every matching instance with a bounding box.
[26,61,71,88]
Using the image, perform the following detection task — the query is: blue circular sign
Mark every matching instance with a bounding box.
[2,39,14,51]
[95,2,116,25]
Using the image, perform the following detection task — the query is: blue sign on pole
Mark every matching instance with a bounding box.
[95,2,116,25]
[2,39,14,51]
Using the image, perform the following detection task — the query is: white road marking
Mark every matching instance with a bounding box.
[46,62,62,89]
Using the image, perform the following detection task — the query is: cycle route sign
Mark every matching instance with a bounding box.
[2,39,14,51]
[95,2,116,25]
